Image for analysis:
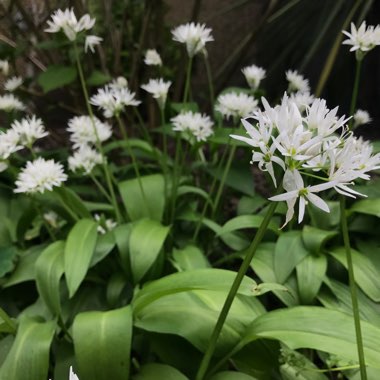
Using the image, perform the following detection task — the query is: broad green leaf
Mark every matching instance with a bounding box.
[296,254,327,304]
[119,174,165,221]
[327,247,380,302]
[308,201,340,230]
[73,306,132,380]
[64,219,98,298]
[0,308,16,334]
[129,219,170,283]
[250,283,288,296]
[0,246,17,278]
[239,306,380,368]
[55,187,92,219]
[274,231,309,283]
[86,70,111,86]
[0,336,14,367]
[210,372,257,380]
[301,225,337,254]
[0,317,55,380]
[219,215,279,236]
[90,232,116,267]
[133,363,188,380]
[209,127,247,146]
[237,195,267,216]
[133,268,258,314]
[172,245,210,271]
[37,65,77,93]
[171,102,199,113]
[177,185,212,205]
[350,198,380,217]
[113,223,133,273]
[106,272,127,307]
[35,240,65,316]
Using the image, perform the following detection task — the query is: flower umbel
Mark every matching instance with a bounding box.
[144,49,162,66]
[4,76,23,92]
[241,64,266,90]
[215,92,258,120]
[11,115,48,146]
[141,78,171,109]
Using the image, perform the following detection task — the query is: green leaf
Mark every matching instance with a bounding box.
[73,306,132,380]
[129,219,170,283]
[210,372,257,380]
[239,306,380,369]
[119,174,165,221]
[0,246,17,278]
[35,241,65,316]
[171,102,199,113]
[0,317,55,380]
[55,187,92,219]
[237,195,267,216]
[86,70,111,86]
[113,223,133,273]
[64,219,98,297]
[301,225,337,254]
[133,268,258,314]
[133,363,188,380]
[250,283,288,297]
[296,254,327,304]
[172,245,210,271]
[327,247,380,302]
[177,185,212,206]
[350,198,380,217]
[90,232,116,267]
[37,65,77,93]
[274,231,309,283]
[0,308,16,334]
[219,215,279,236]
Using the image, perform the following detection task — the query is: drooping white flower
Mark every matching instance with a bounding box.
[215,92,258,120]
[241,64,266,90]
[171,111,213,142]
[85,35,102,53]
[144,49,162,66]
[11,115,48,146]
[342,21,380,56]
[108,77,128,90]
[0,59,9,76]
[68,145,102,174]
[353,109,371,127]
[45,8,95,41]
[171,22,214,57]
[141,78,171,109]
[286,70,310,93]
[14,158,67,194]
[0,94,26,112]
[289,91,314,113]
[67,116,112,148]
[94,214,117,234]
[4,76,23,92]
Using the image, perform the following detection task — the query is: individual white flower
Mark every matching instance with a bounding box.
[4,76,23,92]
[241,64,266,90]
[45,8,95,41]
[11,115,48,146]
[14,157,67,194]
[0,59,9,76]
[171,22,214,57]
[269,169,336,226]
[353,109,371,127]
[70,366,79,380]
[144,49,162,66]
[67,116,112,148]
[0,94,26,112]
[171,111,213,142]
[289,91,314,113]
[141,78,171,109]
[94,214,117,234]
[68,145,102,174]
[342,21,380,56]
[85,35,102,53]
[215,92,258,120]
[0,129,22,172]
[108,77,128,90]
[286,70,310,93]
[43,211,59,228]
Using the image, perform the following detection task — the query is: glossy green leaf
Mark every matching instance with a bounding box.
[296,254,327,304]
[37,65,77,93]
[55,187,92,219]
[0,317,55,380]
[0,246,17,278]
[0,308,16,334]
[64,219,98,298]
[250,283,288,296]
[274,231,309,283]
[239,306,380,368]
[119,174,165,221]
[350,198,380,217]
[73,306,132,380]
[86,70,111,86]
[90,232,116,267]
[113,223,133,273]
[172,245,210,271]
[210,372,257,380]
[171,102,199,113]
[301,225,337,254]
[219,215,279,236]
[133,363,188,380]
[129,219,170,283]
[35,240,65,316]
[177,185,212,206]
[237,195,267,216]
[327,247,380,302]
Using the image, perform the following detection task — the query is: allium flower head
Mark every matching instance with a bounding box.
[144,49,162,66]
[0,129,22,172]
[171,111,213,142]
[241,64,266,90]
[4,76,23,92]
[108,77,128,90]
[141,78,171,109]
[94,214,117,235]
[14,158,67,194]
[353,109,371,127]
[215,92,258,120]
[0,94,26,112]
[45,8,95,41]
[0,60,9,76]
[342,21,380,58]
[289,91,314,113]
[286,70,310,93]
[67,116,112,147]
[11,115,48,146]
[171,22,214,57]
[68,145,102,174]
[85,35,102,53]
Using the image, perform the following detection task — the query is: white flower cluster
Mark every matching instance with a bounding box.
[0,129,21,172]
[0,94,26,112]
[353,109,371,128]
[94,214,117,234]
[4,76,23,92]
[68,145,102,174]
[144,49,162,66]
[90,81,140,118]
[141,78,172,109]
[171,111,214,142]
[343,21,380,57]
[215,92,258,121]
[241,64,266,90]
[286,70,310,94]
[232,94,380,226]
[171,22,214,57]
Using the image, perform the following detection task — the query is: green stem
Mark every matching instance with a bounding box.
[203,53,215,108]
[340,196,367,379]
[73,42,122,224]
[89,173,113,203]
[349,59,362,129]
[183,57,193,103]
[170,133,182,223]
[195,199,278,380]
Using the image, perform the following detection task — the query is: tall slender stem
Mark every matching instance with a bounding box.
[183,57,193,103]
[340,196,367,379]
[89,173,113,203]
[203,53,214,109]
[349,59,362,128]
[195,200,278,380]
